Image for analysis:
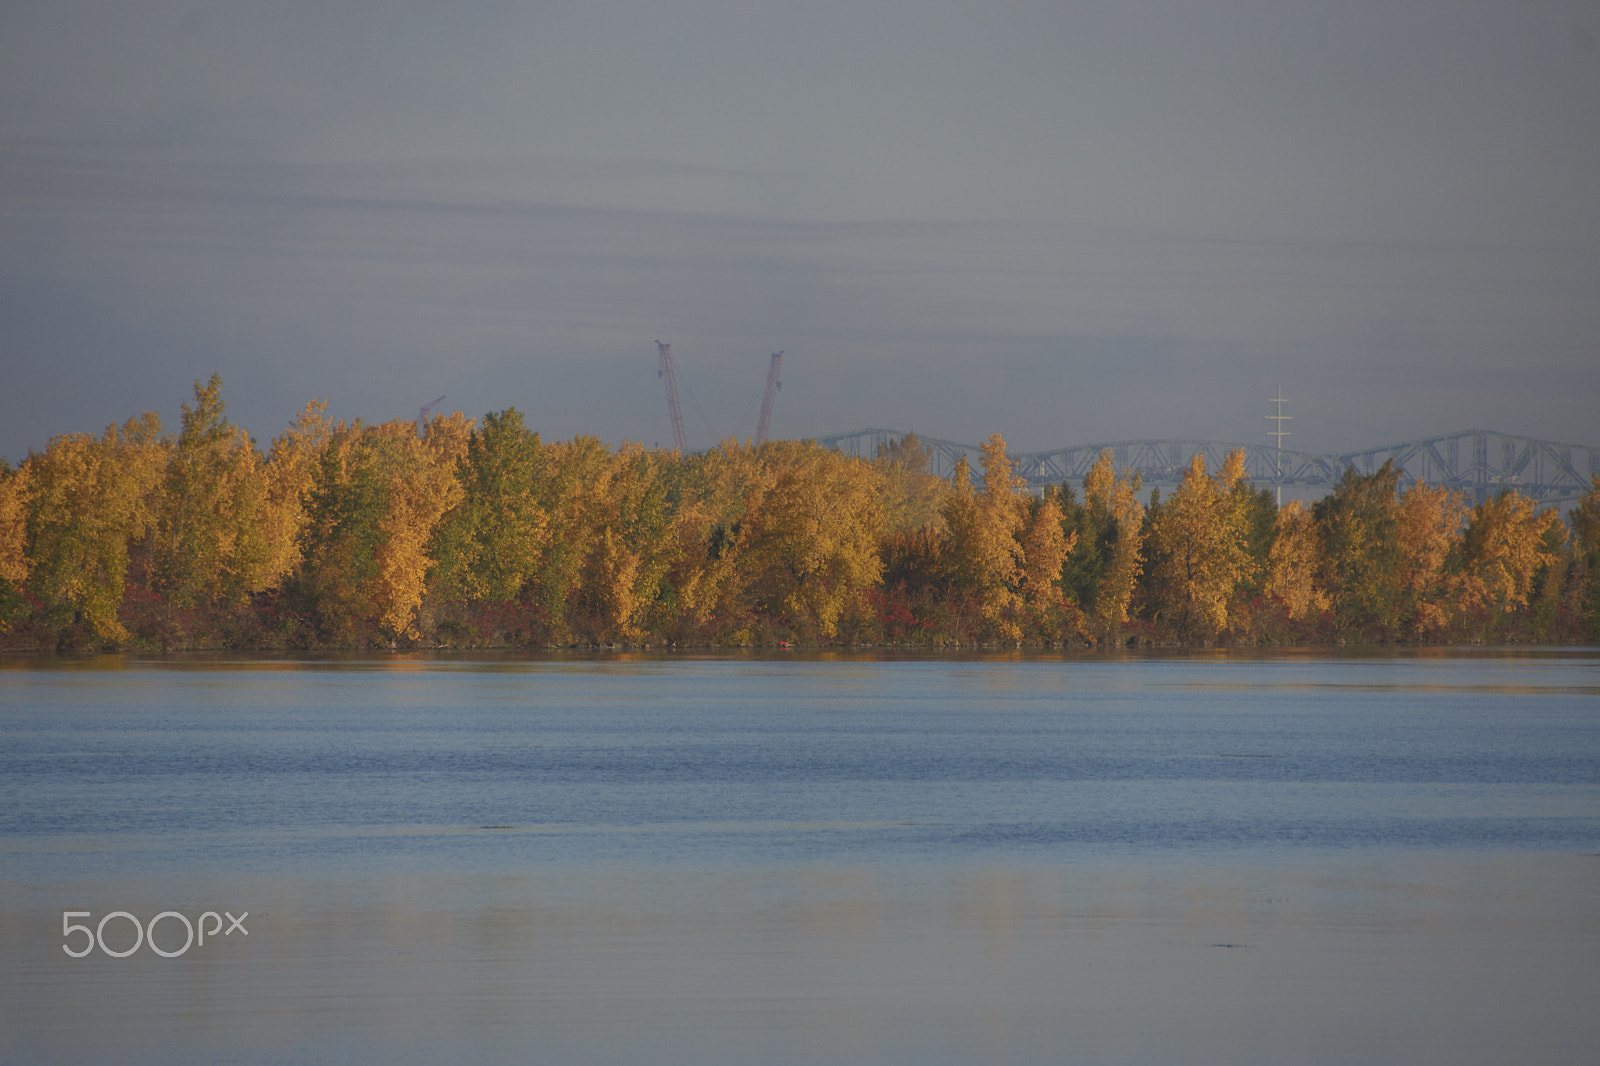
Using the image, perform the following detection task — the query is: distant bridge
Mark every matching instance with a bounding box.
[815,429,1600,509]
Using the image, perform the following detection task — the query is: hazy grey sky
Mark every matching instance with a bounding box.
[3,0,1597,461]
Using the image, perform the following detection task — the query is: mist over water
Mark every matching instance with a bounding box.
[4,650,1598,1063]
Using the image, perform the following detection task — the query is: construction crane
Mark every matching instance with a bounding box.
[755,351,783,444]
[656,341,686,452]
[417,395,445,439]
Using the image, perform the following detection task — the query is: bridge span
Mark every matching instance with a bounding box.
[815,429,1600,510]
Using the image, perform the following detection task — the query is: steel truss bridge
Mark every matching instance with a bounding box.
[816,428,1600,510]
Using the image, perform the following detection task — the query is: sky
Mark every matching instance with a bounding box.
[3,0,1597,464]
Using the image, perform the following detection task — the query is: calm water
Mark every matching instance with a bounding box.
[2,650,1598,1064]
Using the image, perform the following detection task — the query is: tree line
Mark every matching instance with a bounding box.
[2,376,1597,651]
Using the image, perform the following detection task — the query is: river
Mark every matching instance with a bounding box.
[3,649,1597,1063]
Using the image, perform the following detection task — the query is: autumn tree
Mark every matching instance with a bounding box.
[378,418,467,638]
[942,434,1030,639]
[668,438,767,637]
[519,434,619,642]
[1393,482,1466,637]
[151,375,274,607]
[257,399,334,588]
[875,431,949,534]
[734,442,886,639]
[22,414,167,642]
[575,444,676,642]
[1456,490,1566,637]
[1146,450,1256,641]
[1018,492,1077,637]
[1265,499,1328,622]
[0,460,31,630]
[293,419,464,642]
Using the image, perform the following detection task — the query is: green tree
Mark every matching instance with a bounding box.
[1571,476,1600,640]
[1313,460,1403,638]
[1069,449,1146,641]
[430,408,547,604]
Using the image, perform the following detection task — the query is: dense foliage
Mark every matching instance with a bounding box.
[2,377,1596,650]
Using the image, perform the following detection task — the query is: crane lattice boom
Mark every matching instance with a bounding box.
[656,341,686,452]
[755,351,783,444]
[417,395,445,439]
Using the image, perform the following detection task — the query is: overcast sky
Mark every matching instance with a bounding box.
[3,0,1597,464]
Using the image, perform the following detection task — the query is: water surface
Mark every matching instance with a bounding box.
[3,650,1597,1063]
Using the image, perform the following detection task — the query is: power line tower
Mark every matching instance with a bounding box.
[1267,385,1291,506]
[755,351,783,444]
[656,341,686,452]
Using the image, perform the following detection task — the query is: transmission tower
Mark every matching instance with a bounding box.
[755,351,783,444]
[1267,386,1291,505]
[656,341,687,452]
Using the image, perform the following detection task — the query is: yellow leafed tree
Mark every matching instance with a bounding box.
[1393,481,1466,636]
[1018,494,1077,635]
[295,418,465,642]
[942,433,1029,639]
[669,438,767,634]
[152,376,275,607]
[0,461,31,589]
[875,431,949,535]
[1079,449,1145,638]
[371,420,466,639]
[737,442,886,638]
[1265,499,1327,620]
[0,461,33,631]
[258,399,334,588]
[1459,490,1565,626]
[1148,450,1256,640]
[22,414,167,641]
[574,444,675,642]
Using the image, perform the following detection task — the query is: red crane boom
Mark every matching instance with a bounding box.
[417,395,445,440]
[755,351,782,444]
[656,341,686,452]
